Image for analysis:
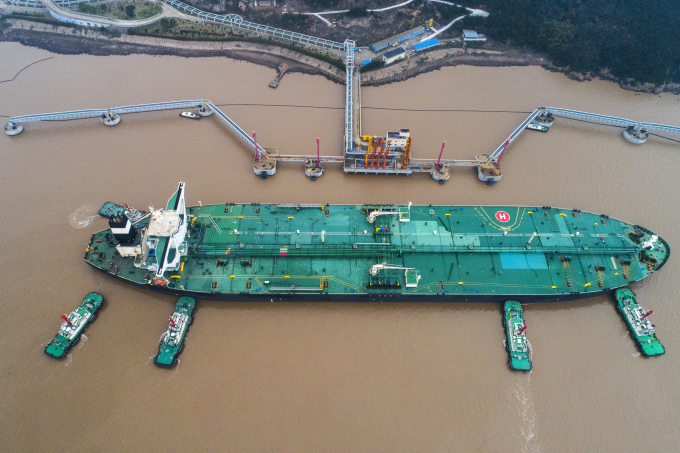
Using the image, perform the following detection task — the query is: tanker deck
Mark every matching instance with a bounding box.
[84,184,669,302]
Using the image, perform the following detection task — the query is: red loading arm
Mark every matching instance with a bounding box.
[495,138,510,168]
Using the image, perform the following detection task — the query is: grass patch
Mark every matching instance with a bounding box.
[359,58,386,73]
[77,1,162,20]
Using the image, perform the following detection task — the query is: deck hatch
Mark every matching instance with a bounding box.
[500,253,549,270]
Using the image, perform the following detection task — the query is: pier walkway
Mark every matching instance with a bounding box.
[4,99,267,157]
[488,106,680,162]
[7,100,204,124]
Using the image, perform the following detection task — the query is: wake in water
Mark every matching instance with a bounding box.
[170,359,180,378]
[512,339,541,453]
[78,334,88,349]
[68,204,100,229]
[64,353,73,367]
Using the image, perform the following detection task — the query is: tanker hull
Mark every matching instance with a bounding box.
[85,197,669,303]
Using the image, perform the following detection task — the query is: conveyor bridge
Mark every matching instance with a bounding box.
[488,106,680,161]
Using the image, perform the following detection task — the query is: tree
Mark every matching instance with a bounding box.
[125,5,136,19]
[538,19,576,49]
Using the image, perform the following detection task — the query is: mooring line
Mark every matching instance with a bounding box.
[0,56,55,84]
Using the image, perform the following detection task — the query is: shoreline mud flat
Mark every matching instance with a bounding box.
[2,18,679,93]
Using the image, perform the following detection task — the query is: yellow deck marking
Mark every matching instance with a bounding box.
[476,207,525,231]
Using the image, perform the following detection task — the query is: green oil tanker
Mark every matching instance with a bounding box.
[84,182,669,302]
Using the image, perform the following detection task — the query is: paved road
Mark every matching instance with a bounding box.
[39,0,180,27]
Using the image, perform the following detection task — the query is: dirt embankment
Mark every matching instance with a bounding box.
[0,20,347,83]
[3,18,677,94]
[1,19,542,87]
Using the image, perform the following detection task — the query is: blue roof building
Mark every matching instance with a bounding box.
[413,39,440,51]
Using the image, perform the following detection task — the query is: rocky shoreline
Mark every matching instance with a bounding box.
[2,18,679,94]
[542,62,680,95]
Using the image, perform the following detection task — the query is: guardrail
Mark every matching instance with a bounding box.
[207,102,267,158]
[8,100,204,123]
[158,0,344,51]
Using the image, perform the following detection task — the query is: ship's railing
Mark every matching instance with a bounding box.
[195,242,640,257]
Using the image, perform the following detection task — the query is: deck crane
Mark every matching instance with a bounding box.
[367,202,412,223]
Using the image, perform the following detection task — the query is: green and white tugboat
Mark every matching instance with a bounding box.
[154,297,195,368]
[503,301,532,371]
[45,292,103,359]
[615,288,665,356]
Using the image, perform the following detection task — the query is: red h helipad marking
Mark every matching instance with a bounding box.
[495,211,510,222]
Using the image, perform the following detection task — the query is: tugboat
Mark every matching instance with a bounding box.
[45,292,103,359]
[179,111,201,120]
[615,288,665,356]
[503,301,532,371]
[154,297,195,368]
[526,122,549,132]
[98,202,148,223]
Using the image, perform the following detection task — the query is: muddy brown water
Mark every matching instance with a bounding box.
[2,42,680,451]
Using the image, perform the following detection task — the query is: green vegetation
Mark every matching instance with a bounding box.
[128,17,226,39]
[248,10,311,33]
[77,1,162,20]
[359,58,385,73]
[474,0,680,84]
